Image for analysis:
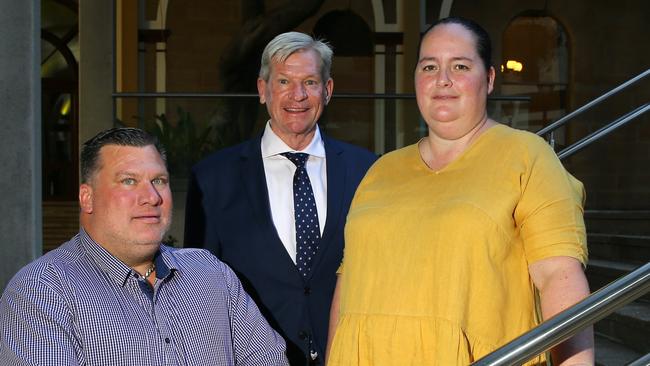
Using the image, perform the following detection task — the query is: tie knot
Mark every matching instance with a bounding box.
[281,152,309,168]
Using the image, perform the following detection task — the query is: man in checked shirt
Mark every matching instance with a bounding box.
[0,127,289,365]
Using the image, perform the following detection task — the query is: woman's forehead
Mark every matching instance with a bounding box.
[420,24,478,56]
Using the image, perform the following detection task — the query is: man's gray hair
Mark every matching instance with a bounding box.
[259,32,333,83]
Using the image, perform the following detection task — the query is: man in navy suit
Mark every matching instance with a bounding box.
[184,32,376,365]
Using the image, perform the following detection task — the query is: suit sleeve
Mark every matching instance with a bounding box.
[184,168,208,248]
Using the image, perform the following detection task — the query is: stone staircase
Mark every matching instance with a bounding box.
[584,210,650,365]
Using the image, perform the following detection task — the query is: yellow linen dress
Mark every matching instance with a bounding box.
[328,124,588,365]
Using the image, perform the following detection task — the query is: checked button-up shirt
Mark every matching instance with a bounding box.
[0,229,289,366]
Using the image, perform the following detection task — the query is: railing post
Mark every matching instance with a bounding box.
[549,131,555,150]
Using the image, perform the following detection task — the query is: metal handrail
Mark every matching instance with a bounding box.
[557,103,650,160]
[536,68,650,137]
[472,262,650,365]
[627,352,650,366]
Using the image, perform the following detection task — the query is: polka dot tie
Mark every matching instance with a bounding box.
[282,152,321,277]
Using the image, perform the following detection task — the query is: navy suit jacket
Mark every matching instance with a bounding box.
[184,132,376,365]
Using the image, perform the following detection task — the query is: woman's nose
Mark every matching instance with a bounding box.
[436,70,452,87]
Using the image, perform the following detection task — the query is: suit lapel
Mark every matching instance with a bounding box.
[240,137,299,270]
[307,136,345,281]
[240,137,272,227]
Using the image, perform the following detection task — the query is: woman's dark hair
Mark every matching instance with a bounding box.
[80,127,167,183]
[416,16,493,71]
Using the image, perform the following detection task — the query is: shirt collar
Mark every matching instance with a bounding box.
[79,228,177,287]
[261,120,325,158]
[156,245,179,280]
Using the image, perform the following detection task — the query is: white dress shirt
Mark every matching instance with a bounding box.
[261,122,327,263]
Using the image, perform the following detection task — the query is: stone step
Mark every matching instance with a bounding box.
[586,259,650,303]
[588,233,650,264]
[594,302,650,355]
[585,210,650,235]
[595,333,642,366]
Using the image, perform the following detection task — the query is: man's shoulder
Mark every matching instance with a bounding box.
[4,236,84,292]
[197,139,258,165]
[161,246,245,289]
[191,138,259,177]
[323,136,377,164]
[161,246,226,273]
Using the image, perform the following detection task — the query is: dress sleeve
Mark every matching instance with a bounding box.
[514,139,588,266]
[0,266,82,365]
[219,260,290,366]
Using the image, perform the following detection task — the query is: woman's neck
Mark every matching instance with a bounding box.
[419,116,496,171]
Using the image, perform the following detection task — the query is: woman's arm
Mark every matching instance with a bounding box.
[325,274,343,362]
[529,256,594,365]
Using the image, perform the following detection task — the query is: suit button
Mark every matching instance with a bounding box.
[304,286,311,295]
[299,331,308,340]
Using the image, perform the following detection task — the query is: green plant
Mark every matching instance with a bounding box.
[144,107,220,177]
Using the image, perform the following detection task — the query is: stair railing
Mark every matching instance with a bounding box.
[557,103,650,160]
[627,352,650,366]
[470,261,649,365]
[536,68,650,145]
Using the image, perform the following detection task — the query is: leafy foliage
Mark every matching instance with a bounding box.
[145,107,223,178]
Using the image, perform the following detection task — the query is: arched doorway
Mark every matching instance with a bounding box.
[501,12,570,135]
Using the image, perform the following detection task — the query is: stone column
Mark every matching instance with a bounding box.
[400,0,422,145]
[79,1,115,145]
[0,0,41,290]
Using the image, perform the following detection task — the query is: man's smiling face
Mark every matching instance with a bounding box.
[257,49,333,147]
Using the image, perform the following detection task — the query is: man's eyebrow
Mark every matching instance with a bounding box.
[113,172,138,181]
[274,71,320,79]
[115,170,169,178]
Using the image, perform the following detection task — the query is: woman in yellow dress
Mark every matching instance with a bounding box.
[326,17,594,365]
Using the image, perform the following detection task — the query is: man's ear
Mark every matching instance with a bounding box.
[79,184,93,214]
[324,78,334,105]
[257,78,267,104]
